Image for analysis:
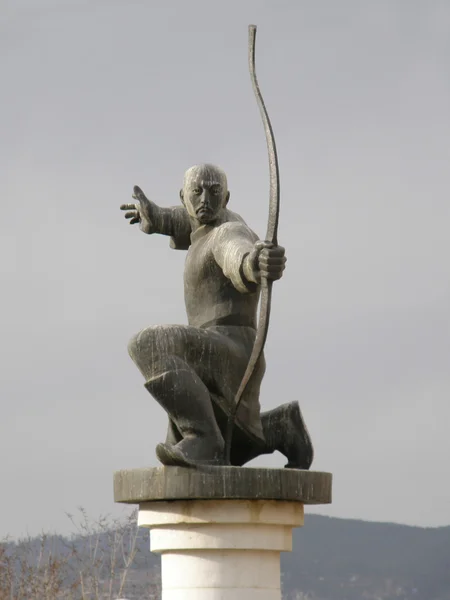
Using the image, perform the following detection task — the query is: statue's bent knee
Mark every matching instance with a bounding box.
[128,325,188,380]
[128,325,160,374]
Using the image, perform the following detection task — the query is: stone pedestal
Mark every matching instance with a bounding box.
[114,466,332,600]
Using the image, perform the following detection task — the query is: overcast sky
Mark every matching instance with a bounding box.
[1,0,449,539]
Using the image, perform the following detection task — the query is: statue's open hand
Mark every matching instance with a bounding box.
[120,186,157,234]
[246,241,287,283]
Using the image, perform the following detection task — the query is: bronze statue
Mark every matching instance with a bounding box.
[119,27,313,470]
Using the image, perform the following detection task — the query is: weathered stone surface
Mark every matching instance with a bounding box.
[113,466,332,505]
[119,163,313,471]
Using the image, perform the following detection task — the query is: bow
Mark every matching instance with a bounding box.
[224,24,280,464]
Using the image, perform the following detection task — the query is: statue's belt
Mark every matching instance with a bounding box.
[199,315,257,329]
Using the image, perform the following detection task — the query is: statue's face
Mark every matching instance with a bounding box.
[181,167,228,224]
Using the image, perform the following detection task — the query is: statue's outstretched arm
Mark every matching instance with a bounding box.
[120,185,191,250]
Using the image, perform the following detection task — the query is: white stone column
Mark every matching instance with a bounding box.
[114,466,332,599]
[138,499,304,600]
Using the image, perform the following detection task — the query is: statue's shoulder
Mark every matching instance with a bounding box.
[216,210,258,241]
[223,208,247,225]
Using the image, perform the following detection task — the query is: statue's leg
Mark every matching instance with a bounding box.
[144,359,224,465]
[230,401,314,470]
[128,324,239,466]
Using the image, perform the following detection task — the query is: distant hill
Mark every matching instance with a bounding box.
[282,515,450,599]
[2,513,449,599]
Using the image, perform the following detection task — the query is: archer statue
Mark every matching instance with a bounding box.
[119,27,314,470]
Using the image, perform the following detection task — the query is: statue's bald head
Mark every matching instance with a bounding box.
[183,164,228,192]
[180,164,230,224]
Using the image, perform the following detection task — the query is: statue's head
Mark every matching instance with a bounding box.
[180,164,230,224]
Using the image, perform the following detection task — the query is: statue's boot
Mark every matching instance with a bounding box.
[155,440,224,467]
[227,400,313,469]
[261,401,314,469]
[144,367,225,468]
[165,419,182,445]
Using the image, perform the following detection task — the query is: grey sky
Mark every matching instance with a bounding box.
[1,0,449,538]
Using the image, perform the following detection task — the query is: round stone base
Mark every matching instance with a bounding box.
[113,465,332,504]
[113,466,332,600]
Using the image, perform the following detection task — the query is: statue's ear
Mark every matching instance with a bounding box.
[179,189,185,205]
[224,191,230,206]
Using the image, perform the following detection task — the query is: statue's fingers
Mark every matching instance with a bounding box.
[263,269,285,281]
[124,211,137,219]
[266,245,285,257]
[259,263,286,273]
[129,217,140,225]
[259,255,287,266]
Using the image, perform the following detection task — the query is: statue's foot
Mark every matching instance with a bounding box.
[262,401,314,470]
[280,401,314,469]
[156,437,225,468]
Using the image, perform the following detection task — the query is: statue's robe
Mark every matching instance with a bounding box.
[128,206,266,444]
